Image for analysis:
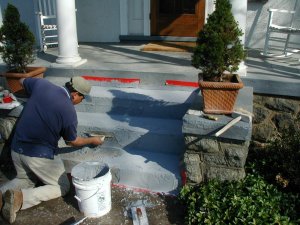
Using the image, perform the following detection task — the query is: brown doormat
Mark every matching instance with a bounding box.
[141,41,196,52]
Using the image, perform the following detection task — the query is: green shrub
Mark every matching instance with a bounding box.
[180,175,300,225]
[0,3,36,73]
[247,123,300,192]
[191,0,246,82]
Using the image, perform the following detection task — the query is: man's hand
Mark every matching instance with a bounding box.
[90,136,105,145]
[67,136,104,147]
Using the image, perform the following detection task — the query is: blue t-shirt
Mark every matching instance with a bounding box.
[12,78,78,159]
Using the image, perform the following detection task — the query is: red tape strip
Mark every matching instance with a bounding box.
[165,80,198,87]
[82,75,140,83]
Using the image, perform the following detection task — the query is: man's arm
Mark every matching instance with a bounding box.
[67,136,103,147]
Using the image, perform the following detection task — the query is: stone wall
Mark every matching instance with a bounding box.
[252,95,300,146]
[183,93,300,186]
[183,136,249,184]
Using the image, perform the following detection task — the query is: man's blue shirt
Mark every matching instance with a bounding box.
[12,78,78,159]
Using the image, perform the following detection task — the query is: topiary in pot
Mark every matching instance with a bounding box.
[192,0,246,114]
[0,3,46,93]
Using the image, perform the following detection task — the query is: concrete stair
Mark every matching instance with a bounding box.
[49,76,199,194]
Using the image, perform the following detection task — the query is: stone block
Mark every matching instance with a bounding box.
[0,117,17,140]
[220,141,250,167]
[183,153,203,183]
[204,165,245,181]
[184,135,219,152]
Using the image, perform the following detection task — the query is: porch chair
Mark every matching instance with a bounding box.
[38,13,58,52]
[35,0,58,52]
[262,5,300,57]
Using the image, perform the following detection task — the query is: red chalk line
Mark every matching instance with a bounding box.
[82,76,198,88]
[165,80,198,87]
[82,75,140,83]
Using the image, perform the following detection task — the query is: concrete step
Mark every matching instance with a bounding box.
[45,75,194,193]
[76,86,198,119]
[44,71,198,90]
[46,75,199,119]
[76,112,184,155]
[58,145,181,194]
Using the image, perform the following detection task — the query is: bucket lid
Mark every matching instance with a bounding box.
[71,161,109,181]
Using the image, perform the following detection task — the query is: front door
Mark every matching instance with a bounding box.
[151,0,205,37]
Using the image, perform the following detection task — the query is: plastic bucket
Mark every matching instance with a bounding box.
[71,161,112,218]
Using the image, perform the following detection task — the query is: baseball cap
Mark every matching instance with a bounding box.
[70,76,92,101]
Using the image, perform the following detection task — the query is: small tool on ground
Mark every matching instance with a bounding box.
[214,110,252,137]
[70,216,87,225]
[131,205,149,225]
[187,109,218,121]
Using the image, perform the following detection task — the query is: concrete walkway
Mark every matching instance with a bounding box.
[26,42,300,98]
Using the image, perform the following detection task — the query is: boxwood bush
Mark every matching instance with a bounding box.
[180,120,300,224]
[180,174,300,225]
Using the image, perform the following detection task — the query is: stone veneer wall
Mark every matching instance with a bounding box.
[252,95,300,146]
[183,94,300,185]
[183,136,249,184]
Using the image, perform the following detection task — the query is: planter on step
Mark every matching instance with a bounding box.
[2,67,47,93]
[198,74,244,114]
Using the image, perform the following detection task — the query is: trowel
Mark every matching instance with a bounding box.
[70,216,87,225]
[131,205,149,225]
[85,131,115,141]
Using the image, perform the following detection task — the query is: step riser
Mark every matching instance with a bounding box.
[60,147,181,194]
[77,125,184,154]
[76,98,191,120]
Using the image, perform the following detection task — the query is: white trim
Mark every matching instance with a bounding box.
[205,0,215,23]
[143,0,150,36]
[120,0,128,35]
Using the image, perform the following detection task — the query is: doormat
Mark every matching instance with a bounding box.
[141,42,196,52]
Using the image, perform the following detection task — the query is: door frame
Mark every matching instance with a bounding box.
[120,0,213,37]
[120,0,150,36]
[150,0,206,37]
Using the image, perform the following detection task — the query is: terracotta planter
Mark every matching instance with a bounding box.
[198,74,244,114]
[2,67,47,93]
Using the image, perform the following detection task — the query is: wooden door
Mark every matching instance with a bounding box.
[151,0,205,37]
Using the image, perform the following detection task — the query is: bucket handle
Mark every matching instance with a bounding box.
[74,187,100,203]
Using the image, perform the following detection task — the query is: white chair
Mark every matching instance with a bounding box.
[262,8,300,57]
[35,0,58,52]
[37,13,58,52]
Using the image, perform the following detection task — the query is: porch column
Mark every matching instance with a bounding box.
[230,0,247,76]
[55,0,86,66]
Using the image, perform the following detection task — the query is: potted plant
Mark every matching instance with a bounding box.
[0,3,46,94]
[192,0,246,114]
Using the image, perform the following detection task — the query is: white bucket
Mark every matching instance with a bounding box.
[71,161,112,218]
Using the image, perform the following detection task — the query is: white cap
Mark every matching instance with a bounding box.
[70,76,92,101]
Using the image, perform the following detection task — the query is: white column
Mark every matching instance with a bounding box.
[230,0,247,76]
[55,0,86,66]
